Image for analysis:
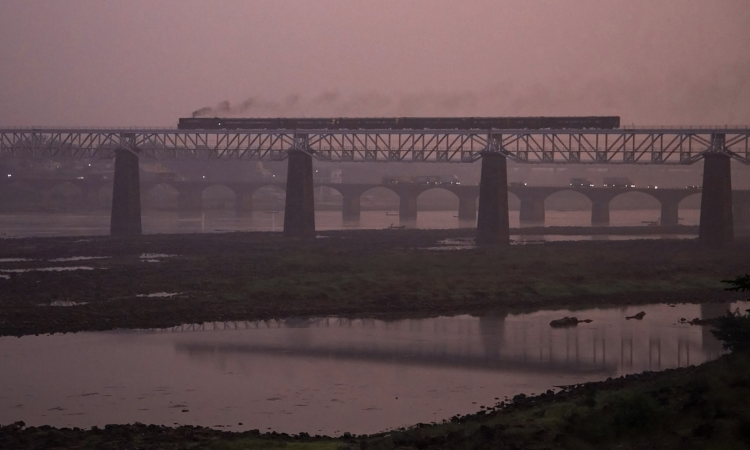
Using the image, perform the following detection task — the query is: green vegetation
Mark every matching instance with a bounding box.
[710,274,750,352]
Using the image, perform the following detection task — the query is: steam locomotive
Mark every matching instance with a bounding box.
[177,116,620,131]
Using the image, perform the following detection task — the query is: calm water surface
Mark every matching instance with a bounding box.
[0,301,743,435]
[0,209,699,238]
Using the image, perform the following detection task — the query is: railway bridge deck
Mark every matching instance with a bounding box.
[1,126,749,243]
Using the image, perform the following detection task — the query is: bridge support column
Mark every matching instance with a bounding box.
[82,186,100,210]
[591,200,610,226]
[519,197,545,223]
[734,199,750,229]
[660,201,679,227]
[476,152,509,246]
[110,148,142,236]
[283,149,316,237]
[235,190,254,216]
[398,190,418,223]
[177,189,202,211]
[342,193,361,221]
[457,194,477,223]
[699,150,733,244]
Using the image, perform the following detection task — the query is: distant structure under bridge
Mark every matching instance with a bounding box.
[0,116,748,245]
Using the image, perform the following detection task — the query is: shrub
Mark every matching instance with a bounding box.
[609,392,662,434]
[710,275,750,352]
[711,311,750,352]
[723,274,750,293]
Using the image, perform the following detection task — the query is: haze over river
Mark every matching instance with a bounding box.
[0,209,699,239]
[0,302,745,435]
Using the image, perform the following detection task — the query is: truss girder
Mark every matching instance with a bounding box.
[0,128,748,164]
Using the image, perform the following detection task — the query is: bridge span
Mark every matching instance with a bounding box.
[5,177,750,230]
[1,126,748,244]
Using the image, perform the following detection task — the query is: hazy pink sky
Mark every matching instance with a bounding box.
[1,0,748,127]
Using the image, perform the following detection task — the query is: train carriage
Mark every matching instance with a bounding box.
[178,116,620,131]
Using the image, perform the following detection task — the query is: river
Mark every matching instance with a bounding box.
[0,208,699,238]
[0,301,744,435]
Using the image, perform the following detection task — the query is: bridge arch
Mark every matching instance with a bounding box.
[414,186,461,228]
[677,192,702,226]
[46,181,84,209]
[359,186,401,211]
[543,189,592,226]
[415,186,459,208]
[143,183,179,210]
[252,184,286,212]
[609,190,661,207]
[201,184,237,210]
[608,191,661,226]
[1,180,43,208]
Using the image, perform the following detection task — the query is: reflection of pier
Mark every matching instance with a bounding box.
[140,309,723,377]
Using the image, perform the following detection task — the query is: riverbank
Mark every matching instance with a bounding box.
[2,349,749,449]
[0,228,747,337]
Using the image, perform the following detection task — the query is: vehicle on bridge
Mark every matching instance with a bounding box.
[570,178,594,188]
[382,175,460,185]
[178,116,621,131]
[603,177,635,188]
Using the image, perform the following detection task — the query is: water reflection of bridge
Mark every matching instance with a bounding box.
[143,304,727,377]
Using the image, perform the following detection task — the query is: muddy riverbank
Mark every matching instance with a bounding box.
[1,227,747,337]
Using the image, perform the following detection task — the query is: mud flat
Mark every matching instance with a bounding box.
[1,228,747,337]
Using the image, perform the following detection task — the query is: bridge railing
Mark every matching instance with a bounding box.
[1,128,748,164]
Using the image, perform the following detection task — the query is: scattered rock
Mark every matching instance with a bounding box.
[681,317,717,326]
[550,317,592,327]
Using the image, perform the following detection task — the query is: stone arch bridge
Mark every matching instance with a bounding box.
[3,177,748,229]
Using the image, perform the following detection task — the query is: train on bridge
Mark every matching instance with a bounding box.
[178,116,620,131]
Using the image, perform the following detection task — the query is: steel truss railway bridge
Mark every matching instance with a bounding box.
[1,126,749,244]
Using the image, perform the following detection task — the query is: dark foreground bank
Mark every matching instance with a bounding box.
[1,227,748,337]
[3,350,750,449]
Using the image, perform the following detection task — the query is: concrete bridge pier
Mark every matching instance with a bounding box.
[235,190,255,216]
[734,198,750,229]
[81,185,101,209]
[177,188,203,211]
[457,193,478,223]
[342,193,361,221]
[699,147,734,244]
[660,201,680,227]
[283,149,316,238]
[518,196,546,224]
[476,152,510,246]
[591,200,610,226]
[110,148,142,236]
[397,187,419,223]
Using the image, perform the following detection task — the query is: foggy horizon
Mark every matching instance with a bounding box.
[1,1,749,128]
